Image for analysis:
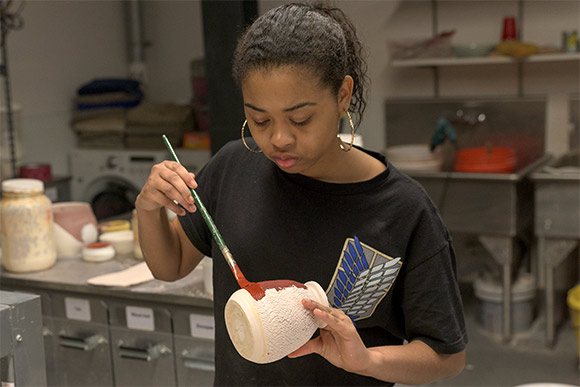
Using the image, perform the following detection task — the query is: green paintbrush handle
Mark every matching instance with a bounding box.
[162,135,236,269]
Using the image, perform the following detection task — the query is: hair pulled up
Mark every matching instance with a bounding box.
[232,2,369,128]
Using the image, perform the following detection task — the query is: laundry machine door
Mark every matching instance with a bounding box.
[82,176,140,221]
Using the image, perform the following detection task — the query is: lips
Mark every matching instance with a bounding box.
[272,155,298,169]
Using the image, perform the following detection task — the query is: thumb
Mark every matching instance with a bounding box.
[288,336,322,358]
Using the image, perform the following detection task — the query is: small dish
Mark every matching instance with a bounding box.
[83,242,115,262]
[99,220,131,233]
[99,230,134,256]
[452,43,495,58]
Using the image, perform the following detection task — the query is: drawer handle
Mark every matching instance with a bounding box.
[118,343,171,362]
[59,334,106,351]
[181,350,215,372]
[183,359,215,372]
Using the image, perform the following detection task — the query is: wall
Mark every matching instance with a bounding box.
[3,0,579,177]
[4,1,127,176]
[262,0,578,152]
[3,0,204,176]
[142,1,204,104]
[383,0,580,151]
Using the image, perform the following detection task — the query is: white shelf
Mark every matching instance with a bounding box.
[526,52,580,63]
[391,52,580,68]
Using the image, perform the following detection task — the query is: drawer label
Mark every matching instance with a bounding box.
[65,297,91,321]
[126,306,155,331]
[189,314,215,340]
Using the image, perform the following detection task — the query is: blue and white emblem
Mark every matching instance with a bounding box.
[326,236,402,321]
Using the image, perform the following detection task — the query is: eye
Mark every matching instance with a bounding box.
[252,119,269,127]
[291,117,311,127]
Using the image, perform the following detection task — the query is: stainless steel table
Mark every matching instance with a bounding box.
[0,256,214,386]
[0,255,212,308]
[0,291,47,386]
[531,151,580,346]
[407,155,550,342]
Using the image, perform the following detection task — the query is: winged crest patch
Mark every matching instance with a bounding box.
[326,236,402,321]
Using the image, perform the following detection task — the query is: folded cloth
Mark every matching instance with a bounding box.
[71,108,126,124]
[87,262,154,287]
[126,134,181,149]
[77,133,125,149]
[126,101,192,127]
[75,92,142,105]
[77,100,141,110]
[77,78,143,97]
[125,125,187,135]
[73,116,126,133]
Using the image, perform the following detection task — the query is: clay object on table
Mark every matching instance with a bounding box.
[52,202,98,258]
[225,280,329,364]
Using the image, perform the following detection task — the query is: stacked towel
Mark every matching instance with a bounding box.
[125,101,194,149]
[71,79,143,148]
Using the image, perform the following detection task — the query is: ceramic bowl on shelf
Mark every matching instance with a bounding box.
[385,144,443,172]
[452,43,495,57]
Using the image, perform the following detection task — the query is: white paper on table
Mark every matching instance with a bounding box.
[87,262,154,287]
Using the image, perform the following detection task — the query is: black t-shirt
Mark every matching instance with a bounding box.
[179,139,468,386]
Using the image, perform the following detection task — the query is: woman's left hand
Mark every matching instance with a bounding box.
[288,299,373,374]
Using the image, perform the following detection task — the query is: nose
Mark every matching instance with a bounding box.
[270,123,294,150]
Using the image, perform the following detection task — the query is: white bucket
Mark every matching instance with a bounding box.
[473,272,536,335]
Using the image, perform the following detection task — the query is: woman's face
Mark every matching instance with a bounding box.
[241,65,353,180]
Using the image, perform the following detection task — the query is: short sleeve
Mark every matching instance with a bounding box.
[401,242,468,354]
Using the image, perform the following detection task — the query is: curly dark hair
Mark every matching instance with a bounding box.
[232,2,369,128]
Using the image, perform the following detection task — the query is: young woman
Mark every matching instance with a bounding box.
[136,3,467,386]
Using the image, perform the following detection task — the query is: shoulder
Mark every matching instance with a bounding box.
[383,164,439,216]
[202,139,264,171]
[196,139,273,192]
[210,139,246,162]
[385,165,451,258]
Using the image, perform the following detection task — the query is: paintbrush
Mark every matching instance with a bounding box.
[162,135,306,299]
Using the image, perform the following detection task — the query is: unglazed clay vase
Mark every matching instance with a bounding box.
[224,281,329,364]
[52,202,98,258]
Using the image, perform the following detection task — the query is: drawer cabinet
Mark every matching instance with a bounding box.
[109,301,175,386]
[0,284,215,386]
[172,307,215,386]
[50,293,112,386]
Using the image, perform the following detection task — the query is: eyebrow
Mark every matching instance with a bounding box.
[244,102,317,113]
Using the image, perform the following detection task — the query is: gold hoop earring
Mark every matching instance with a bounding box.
[337,111,355,152]
[241,120,262,153]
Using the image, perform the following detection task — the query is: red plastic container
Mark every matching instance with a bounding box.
[502,16,517,41]
[19,163,52,182]
[454,147,516,173]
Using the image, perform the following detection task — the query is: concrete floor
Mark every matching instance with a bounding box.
[411,283,580,387]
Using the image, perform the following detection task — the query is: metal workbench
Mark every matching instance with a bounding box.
[531,150,580,347]
[385,96,549,342]
[0,256,214,386]
[0,291,47,386]
[407,155,550,342]
[0,255,212,308]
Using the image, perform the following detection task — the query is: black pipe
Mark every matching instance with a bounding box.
[0,0,19,178]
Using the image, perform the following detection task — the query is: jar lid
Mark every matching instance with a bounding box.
[2,178,44,194]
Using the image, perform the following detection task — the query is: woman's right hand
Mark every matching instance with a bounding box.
[135,161,198,216]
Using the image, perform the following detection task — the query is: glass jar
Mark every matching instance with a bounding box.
[0,178,57,272]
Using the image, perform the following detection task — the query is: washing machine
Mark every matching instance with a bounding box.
[70,148,211,220]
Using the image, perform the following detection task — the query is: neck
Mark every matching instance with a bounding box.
[307,147,385,184]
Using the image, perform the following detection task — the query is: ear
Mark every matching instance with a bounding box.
[337,75,354,114]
